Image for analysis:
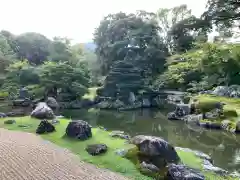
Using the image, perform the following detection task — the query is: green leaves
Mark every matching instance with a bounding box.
[202,0,240,28]
[157,43,240,91]
[39,61,90,98]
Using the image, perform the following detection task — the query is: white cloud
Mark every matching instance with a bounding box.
[0,0,207,43]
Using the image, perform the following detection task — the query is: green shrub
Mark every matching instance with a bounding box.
[0,91,8,99]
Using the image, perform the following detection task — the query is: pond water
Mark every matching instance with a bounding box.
[61,108,240,174]
[1,102,240,174]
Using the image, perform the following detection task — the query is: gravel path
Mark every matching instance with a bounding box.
[0,128,128,180]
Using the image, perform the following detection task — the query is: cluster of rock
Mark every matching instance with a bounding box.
[8,85,187,111]
[9,86,99,109]
[123,135,239,179]
[59,118,236,179]
[95,90,169,110]
[3,103,238,180]
[200,85,240,98]
[167,101,240,133]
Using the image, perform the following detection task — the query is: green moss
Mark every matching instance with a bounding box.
[0,116,151,180]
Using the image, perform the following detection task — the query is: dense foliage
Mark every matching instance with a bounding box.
[1,1,240,101]
[156,43,240,92]
[0,31,97,100]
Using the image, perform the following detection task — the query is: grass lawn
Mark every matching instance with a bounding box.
[0,116,152,180]
[0,116,238,180]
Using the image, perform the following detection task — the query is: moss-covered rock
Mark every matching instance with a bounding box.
[191,98,224,114]
[235,121,240,133]
[223,108,238,118]
[191,95,240,133]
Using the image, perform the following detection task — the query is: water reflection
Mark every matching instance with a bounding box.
[62,108,240,172]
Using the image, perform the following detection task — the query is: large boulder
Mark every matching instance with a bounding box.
[175,104,190,116]
[46,97,59,109]
[0,112,7,118]
[236,121,240,133]
[167,104,191,120]
[212,86,229,96]
[130,135,180,163]
[66,120,92,140]
[31,102,55,119]
[86,144,108,156]
[166,164,205,180]
[36,120,55,134]
[212,85,240,98]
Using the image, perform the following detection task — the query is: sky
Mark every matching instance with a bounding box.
[0,0,208,43]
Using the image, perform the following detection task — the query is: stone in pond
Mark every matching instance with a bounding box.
[140,161,160,173]
[31,102,55,119]
[66,120,92,140]
[110,131,130,140]
[4,119,16,124]
[0,112,7,118]
[166,164,205,180]
[130,135,180,163]
[86,144,108,156]
[175,104,191,116]
[36,120,55,134]
[235,121,240,133]
[175,147,212,163]
[167,112,182,120]
[202,159,228,175]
